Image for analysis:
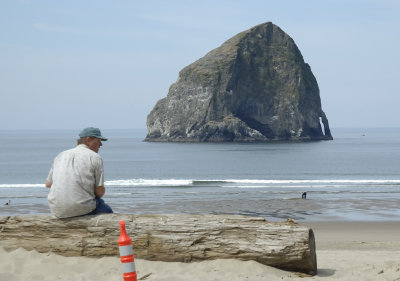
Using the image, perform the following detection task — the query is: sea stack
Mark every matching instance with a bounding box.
[145,22,332,142]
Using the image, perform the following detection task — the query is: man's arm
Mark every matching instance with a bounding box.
[46,165,53,188]
[95,186,105,198]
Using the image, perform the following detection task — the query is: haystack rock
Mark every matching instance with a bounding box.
[145,22,332,142]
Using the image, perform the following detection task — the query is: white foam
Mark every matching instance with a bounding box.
[221,179,400,185]
[0,184,45,188]
[2,179,400,189]
[105,179,193,187]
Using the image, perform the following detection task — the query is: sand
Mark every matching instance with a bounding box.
[1,221,400,281]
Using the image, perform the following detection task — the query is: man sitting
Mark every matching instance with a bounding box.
[45,127,113,218]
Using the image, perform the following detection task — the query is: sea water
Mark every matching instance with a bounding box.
[0,128,399,221]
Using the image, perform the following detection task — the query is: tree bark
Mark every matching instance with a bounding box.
[0,214,317,275]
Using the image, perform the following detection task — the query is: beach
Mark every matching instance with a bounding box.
[1,220,399,281]
[1,130,400,279]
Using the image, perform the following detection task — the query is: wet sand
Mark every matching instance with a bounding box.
[2,195,400,222]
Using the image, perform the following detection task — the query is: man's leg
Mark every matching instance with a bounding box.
[95,198,113,213]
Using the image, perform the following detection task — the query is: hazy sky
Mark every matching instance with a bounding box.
[1,0,399,130]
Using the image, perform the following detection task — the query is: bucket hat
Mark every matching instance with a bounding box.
[79,127,108,141]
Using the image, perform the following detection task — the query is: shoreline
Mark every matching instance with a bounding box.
[304,221,400,251]
[1,219,400,280]
[2,194,400,222]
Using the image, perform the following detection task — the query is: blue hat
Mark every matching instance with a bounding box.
[79,127,108,141]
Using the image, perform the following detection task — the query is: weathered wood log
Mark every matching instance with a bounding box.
[0,214,317,275]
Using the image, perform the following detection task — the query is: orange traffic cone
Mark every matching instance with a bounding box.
[118,220,137,281]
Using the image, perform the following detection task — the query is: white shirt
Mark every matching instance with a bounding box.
[46,144,104,218]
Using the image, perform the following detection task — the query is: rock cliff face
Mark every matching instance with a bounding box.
[146,22,332,142]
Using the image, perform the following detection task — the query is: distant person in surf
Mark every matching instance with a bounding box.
[45,127,113,218]
[302,192,307,199]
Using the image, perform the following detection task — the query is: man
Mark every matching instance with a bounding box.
[45,127,113,218]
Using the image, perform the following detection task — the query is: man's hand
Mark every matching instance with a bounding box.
[45,181,52,188]
[95,186,105,198]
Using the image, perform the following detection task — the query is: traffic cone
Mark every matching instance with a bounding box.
[118,220,137,281]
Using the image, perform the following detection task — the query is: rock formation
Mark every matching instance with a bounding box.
[145,22,332,142]
[0,214,317,275]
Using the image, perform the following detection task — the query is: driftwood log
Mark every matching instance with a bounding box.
[0,214,317,275]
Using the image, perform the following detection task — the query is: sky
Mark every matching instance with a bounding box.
[1,0,399,130]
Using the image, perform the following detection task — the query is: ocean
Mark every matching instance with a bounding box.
[0,128,399,221]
